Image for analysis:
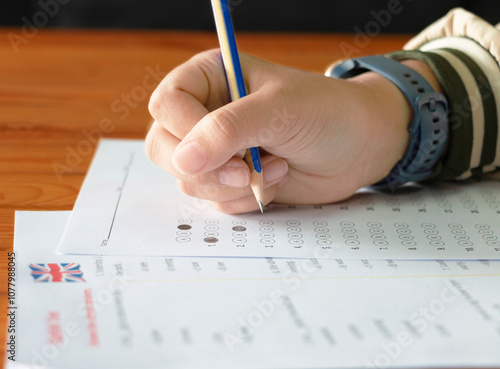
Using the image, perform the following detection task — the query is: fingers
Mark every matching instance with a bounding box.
[149,50,229,139]
[171,88,293,176]
[147,49,293,213]
[178,156,288,204]
[146,122,289,203]
[208,179,287,214]
[146,121,250,189]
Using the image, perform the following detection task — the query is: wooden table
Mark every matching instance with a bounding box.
[0,29,409,365]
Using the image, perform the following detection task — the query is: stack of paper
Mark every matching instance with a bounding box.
[8,139,500,369]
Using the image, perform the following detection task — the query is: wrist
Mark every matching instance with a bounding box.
[349,59,443,188]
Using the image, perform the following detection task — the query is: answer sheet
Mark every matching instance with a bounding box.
[9,211,500,368]
[58,139,500,259]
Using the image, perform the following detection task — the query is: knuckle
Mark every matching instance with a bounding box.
[144,128,161,166]
[188,173,214,187]
[148,90,162,119]
[193,49,221,64]
[204,109,240,147]
[148,71,179,120]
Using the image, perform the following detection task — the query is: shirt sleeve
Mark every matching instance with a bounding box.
[402,8,500,181]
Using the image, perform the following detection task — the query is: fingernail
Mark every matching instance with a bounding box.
[172,141,208,174]
[264,158,288,183]
[219,167,250,188]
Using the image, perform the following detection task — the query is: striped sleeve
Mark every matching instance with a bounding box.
[399,8,500,181]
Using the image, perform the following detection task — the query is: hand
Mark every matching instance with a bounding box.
[146,50,434,214]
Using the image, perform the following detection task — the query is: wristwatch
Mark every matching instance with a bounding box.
[327,55,449,190]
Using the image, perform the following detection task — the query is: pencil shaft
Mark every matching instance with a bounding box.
[211,0,264,212]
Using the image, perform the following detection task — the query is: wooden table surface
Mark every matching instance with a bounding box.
[0,29,409,365]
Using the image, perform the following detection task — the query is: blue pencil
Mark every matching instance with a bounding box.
[211,0,264,213]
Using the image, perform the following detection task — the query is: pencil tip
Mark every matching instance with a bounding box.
[258,201,264,213]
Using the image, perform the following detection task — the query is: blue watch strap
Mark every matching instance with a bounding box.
[328,55,449,190]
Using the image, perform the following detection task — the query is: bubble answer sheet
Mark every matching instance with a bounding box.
[8,211,500,369]
[57,139,500,259]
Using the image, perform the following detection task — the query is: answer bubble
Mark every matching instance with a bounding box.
[430,240,445,246]
[343,233,358,240]
[402,240,417,246]
[204,231,219,237]
[315,233,331,239]
[232,232,246,238]
[475,224,490,229]
[342,228,356,234]
[421,223,436,229]
[340,221,355,228]
[204,237,219,243]
[261,238,275,244]
[313,221,328,227]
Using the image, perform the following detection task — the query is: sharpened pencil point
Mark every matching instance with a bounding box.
[258,201,264,213]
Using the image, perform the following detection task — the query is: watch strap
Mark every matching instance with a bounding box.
[328,55,449,190]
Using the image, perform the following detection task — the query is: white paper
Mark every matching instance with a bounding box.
[8,211,500,369]
[57,139,500,259]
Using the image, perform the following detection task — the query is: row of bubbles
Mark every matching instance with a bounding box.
[259,220,275,246]
[475,223,500,246]
[286,220,303,247]
[341,221,359,247]
[314,220,332,246]
[448,223,473,247]
[421,223,445,247]
[176,218,193,243]
[367,222,389,247]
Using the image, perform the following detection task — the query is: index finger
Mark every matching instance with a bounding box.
[148,49,231,139]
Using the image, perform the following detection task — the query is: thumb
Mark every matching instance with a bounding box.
[171,92,292,175]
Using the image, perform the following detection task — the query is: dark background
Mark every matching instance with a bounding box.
[2,0,499,32]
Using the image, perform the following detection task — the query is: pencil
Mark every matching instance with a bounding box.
[210,0,265,213]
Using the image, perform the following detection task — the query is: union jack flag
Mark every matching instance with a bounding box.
[29,263,85,283]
